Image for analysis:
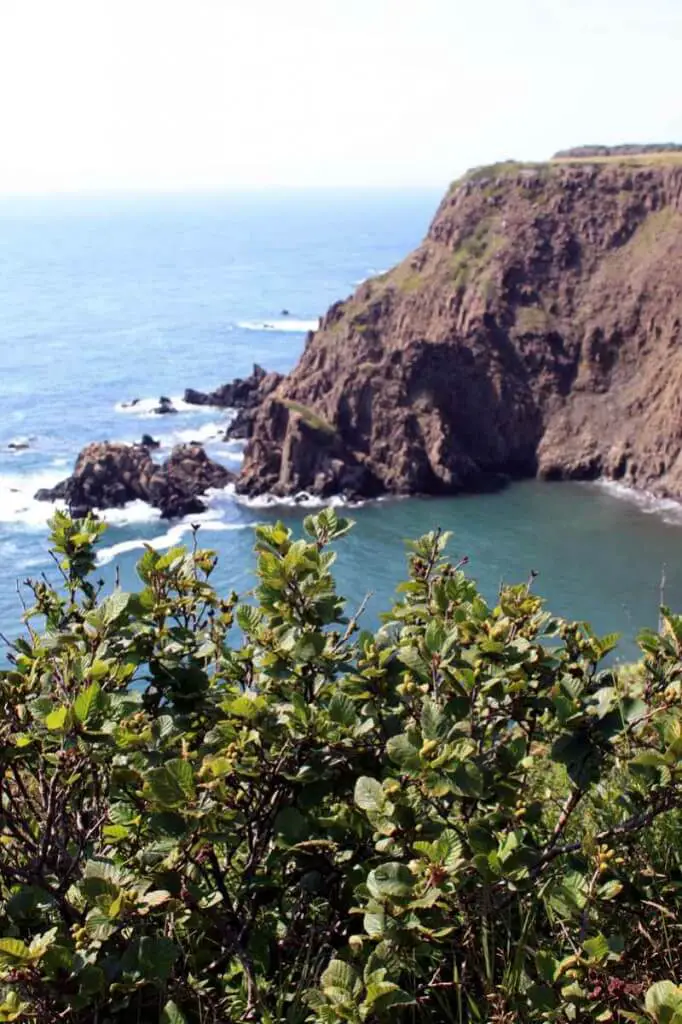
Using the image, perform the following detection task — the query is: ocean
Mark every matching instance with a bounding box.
[1,187,682,660]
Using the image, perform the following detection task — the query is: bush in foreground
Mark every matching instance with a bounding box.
[0,510,681,1022]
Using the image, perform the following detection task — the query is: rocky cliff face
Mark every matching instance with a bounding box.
[237,159,682,500]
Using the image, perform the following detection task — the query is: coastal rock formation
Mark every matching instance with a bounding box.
[35,442,233,519]
[184,364,283,440]
[237,156,682,501]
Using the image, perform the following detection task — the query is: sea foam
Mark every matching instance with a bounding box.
[237,318,319,334]
[0,469,66,528]
[595,480,682,526]
[114,395,206,417]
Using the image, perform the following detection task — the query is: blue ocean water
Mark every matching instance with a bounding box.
[1,187,682,659]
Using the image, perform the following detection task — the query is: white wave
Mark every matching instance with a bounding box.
[114,395,204,417]
[237,318,319,334]
[96,519,252,566]
[165,420,227,446]
[0,468,66,528]
[235,491,365,510]
[594,479,682,526]
[99,501,162,527]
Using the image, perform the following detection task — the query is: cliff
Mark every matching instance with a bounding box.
[237,156,682,501]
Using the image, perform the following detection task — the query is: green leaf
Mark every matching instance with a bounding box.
[146,759,195,808]
[84,907,117,942]
[274,807,310,845]
[329,693,357,727]
[645,981,682,1023]
[367,862,414,900]
[0,939,30,964]
[354,777,384,813]
[103,823,129,842]
[136,936,179,981]
[386,733,421,771]
[421,698,447,741]
[101,590,131,625]
[583,933,610,963]
[161,1001,188,1024]
[320,959,362,1001]
[294,632,326,662]
[45,706,68,731]
[535,950,559,984]
[78,964,106,995]
[365,981,413,1012]
[73,682,102,724]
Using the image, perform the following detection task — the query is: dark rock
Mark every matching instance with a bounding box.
[34,441,234,520]
[281,309,290,316]
[154,396,177,415]
[35,480,68,502]
[183,364,283,413]
[140,434,161,449]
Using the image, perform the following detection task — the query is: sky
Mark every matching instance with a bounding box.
[0,0,681,193]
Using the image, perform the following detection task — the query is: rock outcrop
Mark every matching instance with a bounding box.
[183,364,283,441]
[237,157,682,501]
[36,442,233,519]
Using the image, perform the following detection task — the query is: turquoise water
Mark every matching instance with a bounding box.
[1,188,681,660]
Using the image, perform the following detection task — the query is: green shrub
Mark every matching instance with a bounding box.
[1,510,682,1022]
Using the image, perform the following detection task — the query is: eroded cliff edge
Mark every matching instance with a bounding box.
[237,158,682,500]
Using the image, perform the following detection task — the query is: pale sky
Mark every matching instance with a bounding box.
[0,0,681,193]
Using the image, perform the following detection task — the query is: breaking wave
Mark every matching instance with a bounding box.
[594,480,682,526]
[0,468,66,528]
[95,518,252,566]
[114,395,205,417]
[237,318,319,334]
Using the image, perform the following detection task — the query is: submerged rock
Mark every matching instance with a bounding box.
[35,441,233,520]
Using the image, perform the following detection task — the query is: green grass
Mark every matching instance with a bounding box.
[552,151,682,166]
[282,400,336,436]
[450,220,504,289]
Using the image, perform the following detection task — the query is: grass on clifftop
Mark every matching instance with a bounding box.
[551,151,682,166]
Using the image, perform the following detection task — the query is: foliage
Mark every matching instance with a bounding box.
[1,509,682,1022]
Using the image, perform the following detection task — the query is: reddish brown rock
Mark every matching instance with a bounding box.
[237,157,682,501]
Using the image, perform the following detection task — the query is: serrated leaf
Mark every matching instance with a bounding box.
[74,683,101,724]
[84,907,117,942]
[421,698,447,741]
[321,959,362,1000]
[101,590,131,625]
[329,693,357,727]
[0,939,29,963]
[146,760,195,808]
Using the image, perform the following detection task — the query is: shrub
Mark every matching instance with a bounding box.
[0,510,682,1022]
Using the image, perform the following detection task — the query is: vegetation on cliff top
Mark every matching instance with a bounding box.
[0,511,682,1021]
